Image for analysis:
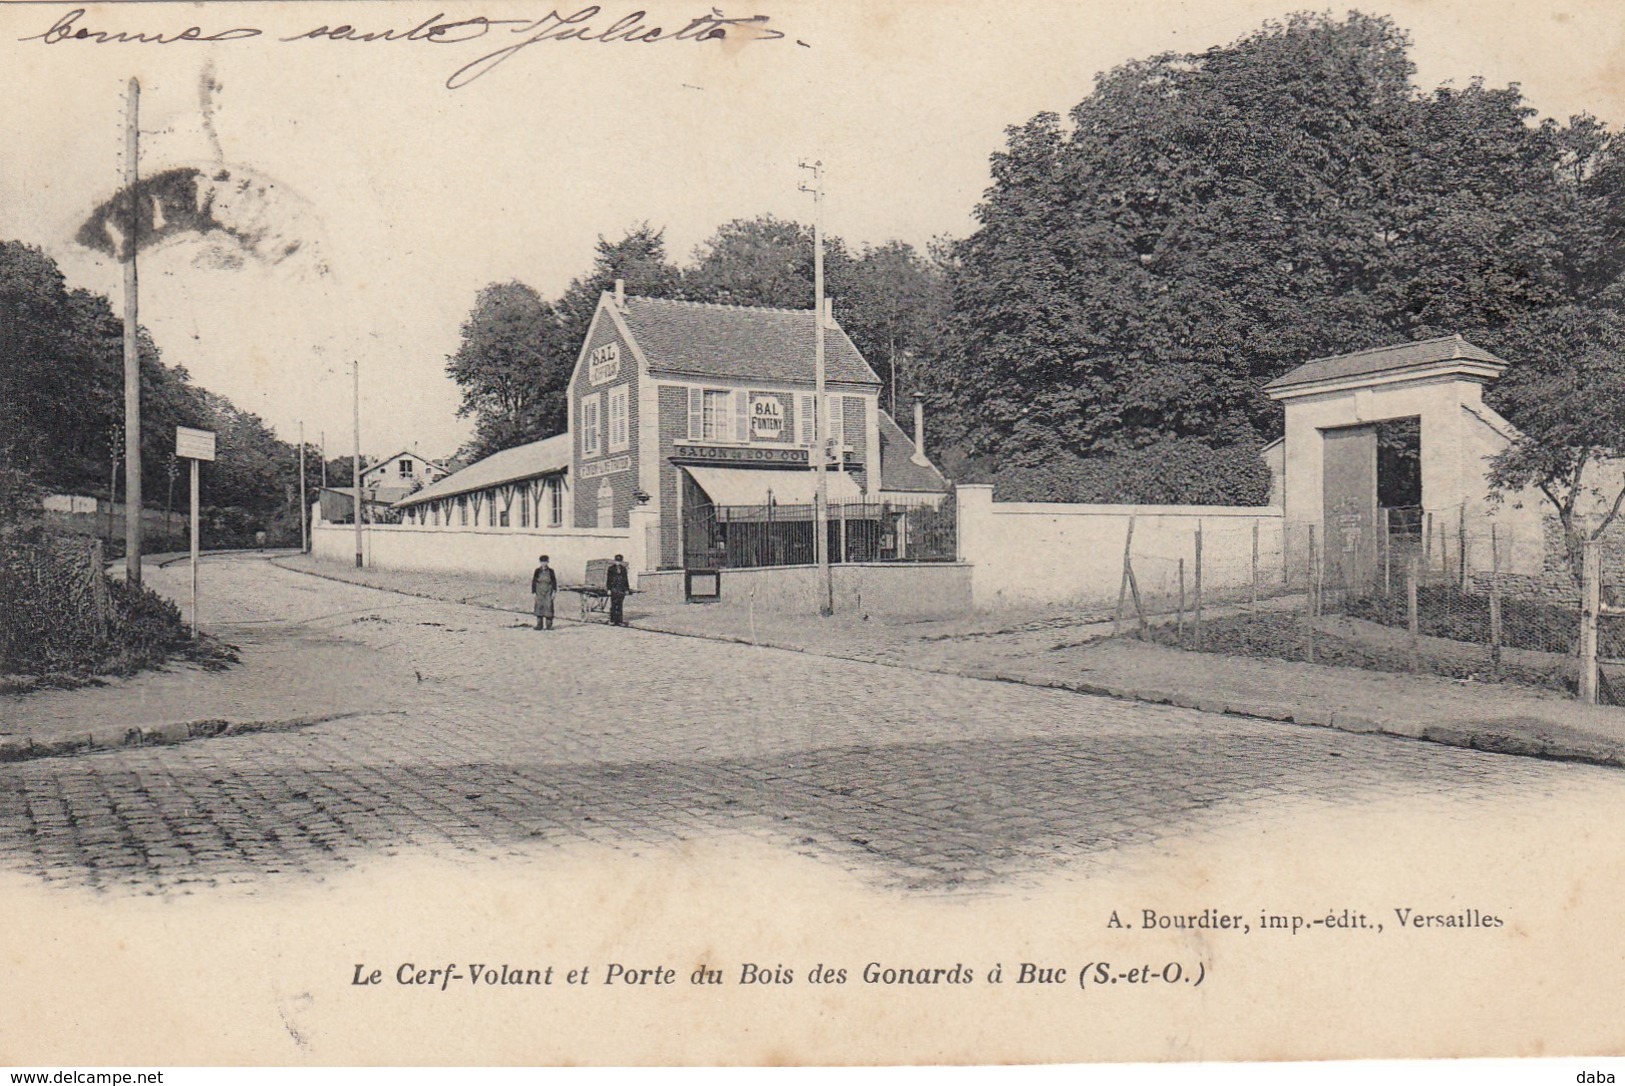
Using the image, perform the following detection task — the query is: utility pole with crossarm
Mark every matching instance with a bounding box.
[799,158,834,617]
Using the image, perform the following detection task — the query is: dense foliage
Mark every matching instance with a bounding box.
[0,241,321,539]
[938,12,1625,497]
[990,438,1273,505]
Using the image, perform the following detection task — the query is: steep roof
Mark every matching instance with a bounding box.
[877,410,948,493]
[394,434,570,508]
[618,296,881,387]
[1265,334,1508,392]
[361,450,448,478]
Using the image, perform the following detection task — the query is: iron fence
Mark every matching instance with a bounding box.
[682,494,956,570]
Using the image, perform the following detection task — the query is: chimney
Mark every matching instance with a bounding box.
[911,392,930,467]
[824,297,834,327]
[614,279,625,308]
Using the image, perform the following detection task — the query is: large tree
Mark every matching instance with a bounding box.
[445,281,574,462]
[557,223,682,349]
[0,240,317,535]
[940,12,1598,472]
[835,240,948,417]
[1482,292,1625,583]
[681,215,853,309]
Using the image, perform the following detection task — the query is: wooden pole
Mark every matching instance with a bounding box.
[1250,520,1259,615]
[1129,561,1147,636]
[1306,524,1317,663]
[122,78,144,587]
[1177,558,1186,642]
[107,426,121,554]
[1114,515,1136,636]
[1381,507,1391,597]
[91,537,106,639]
[800,159,832,616]
[353,357,363,568]
[1489,523,1502,681]
[1309,524,1321,618]
[1194,521,1204,649]
[1457,504,1468,591]
[1580,539,1601,705]
[1407,557,1420,673]
[1424,511,1433,578]
[299,420,308,554]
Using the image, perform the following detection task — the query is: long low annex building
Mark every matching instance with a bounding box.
[394,434,570,530]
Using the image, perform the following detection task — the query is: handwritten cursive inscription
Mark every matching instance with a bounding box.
[18,6,791,91]
[20,8,261,44]
[437,9,784,89]
[280,8,788,89]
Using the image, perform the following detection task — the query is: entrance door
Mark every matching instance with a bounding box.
[1322,424,1379,594]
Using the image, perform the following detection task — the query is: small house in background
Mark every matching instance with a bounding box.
[360,450,450,505]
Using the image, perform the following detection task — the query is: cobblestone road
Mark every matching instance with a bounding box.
[1,555,1618,896]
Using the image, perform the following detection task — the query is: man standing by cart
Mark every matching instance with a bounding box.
[531,554,557,631]
[606,553,631,627]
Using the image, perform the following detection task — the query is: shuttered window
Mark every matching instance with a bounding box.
[797,393,816,446]
[608,384,629,452]
[582,394,601,458]
[701,390,730,440]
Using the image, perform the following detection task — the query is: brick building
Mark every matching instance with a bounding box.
[564,286,945,569]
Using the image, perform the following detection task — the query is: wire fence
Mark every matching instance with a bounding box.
[1114,505,1618,703]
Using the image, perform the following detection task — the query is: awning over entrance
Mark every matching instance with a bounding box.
[685,465,863,506]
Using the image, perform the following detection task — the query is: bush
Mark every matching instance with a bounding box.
[0,532,236,681]
[104,576,191,667]
[991,438,1274,505]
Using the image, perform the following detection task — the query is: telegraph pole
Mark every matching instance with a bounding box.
[122,77,144,585]
[298,420,308,554]
[799,159,833,616]
[352,358,363,567]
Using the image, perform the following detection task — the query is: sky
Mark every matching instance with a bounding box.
[3,0,1624,462]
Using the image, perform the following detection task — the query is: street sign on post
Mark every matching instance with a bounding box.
[175,427,216,462]
[176,426,216,638]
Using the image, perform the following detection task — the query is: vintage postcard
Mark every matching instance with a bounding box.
[2,0,1625,1071]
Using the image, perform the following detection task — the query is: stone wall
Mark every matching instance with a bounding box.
[636,562,972,616]
[955,485,1285,610]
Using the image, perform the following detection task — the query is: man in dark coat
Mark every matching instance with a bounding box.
[531,554,557,630]
[606,553,631,627]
